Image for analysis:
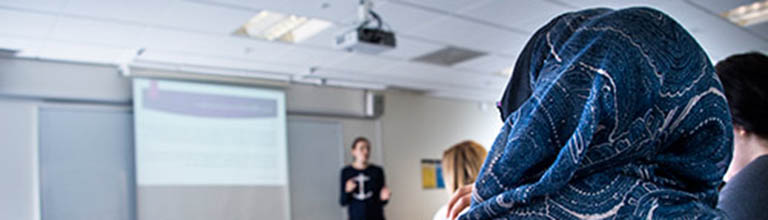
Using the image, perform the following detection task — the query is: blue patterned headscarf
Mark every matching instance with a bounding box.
[465,7,733,219]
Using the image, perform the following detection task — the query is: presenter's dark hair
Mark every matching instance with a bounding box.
[351,137,371,150]
[715,52,768,139]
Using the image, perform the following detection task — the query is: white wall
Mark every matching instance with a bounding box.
[0,100,39,220]
[0,58,131,102]
[380,90,503,220]
[286,85,367,118]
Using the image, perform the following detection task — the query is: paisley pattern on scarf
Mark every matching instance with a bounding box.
[463,7,732,220]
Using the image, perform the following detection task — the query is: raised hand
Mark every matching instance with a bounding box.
[380,186,391,201]
[345,179,357,193]
[446,184,473,220]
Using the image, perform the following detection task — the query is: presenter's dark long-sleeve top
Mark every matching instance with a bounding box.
[340,164,387,220]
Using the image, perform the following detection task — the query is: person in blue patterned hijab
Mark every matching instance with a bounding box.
[450,7,733,219]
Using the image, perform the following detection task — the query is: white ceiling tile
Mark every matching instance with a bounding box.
[142,28,248,56]
[137,49,306,75]
[0,0,68,13]
[323,53,402,74]
[379,37,444,60]
[747,23,768,44]
[385,62,444,80]
[33,41,130,64]
[404,16,529,56]
[151,1,255,34]
[387,62,508,88]
[385,0,489,14]
[459,0,573,33]
[200,0,291,13]
[49,17,148,49]
[374,1,448,34]
[60,0,174,24]
[284,0,358,24]
[298,24,345,49]
[227,37,297,62]
[275,47,349,67]
[142,28,344,71]
[0,35,43,51]
[453,54,516,74]
[203,0,358,24]
[0,9,57,38]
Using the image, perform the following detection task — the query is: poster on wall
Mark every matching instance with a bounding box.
[421,159,444,189]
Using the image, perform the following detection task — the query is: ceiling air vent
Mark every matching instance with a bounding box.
[411,46,486,66]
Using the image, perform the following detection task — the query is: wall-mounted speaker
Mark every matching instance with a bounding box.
[364,90,384,118]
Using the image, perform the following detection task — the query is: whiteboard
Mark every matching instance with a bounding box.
[287,118,345,220]
[39,108,135,220]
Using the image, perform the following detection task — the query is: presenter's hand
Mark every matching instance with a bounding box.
[380,186,391,201]
[447,184,472,220]
[345,179,357,193]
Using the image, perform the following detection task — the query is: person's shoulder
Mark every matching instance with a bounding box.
[432,205,448,220]
[719,155,768,219]
[369,164,384,171]
[341,165,354,173]
[369,164,387,176]
[728,155,768,187]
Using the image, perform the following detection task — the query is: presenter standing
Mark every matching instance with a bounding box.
[339,137,390,220]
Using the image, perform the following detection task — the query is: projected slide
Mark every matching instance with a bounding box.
[133,78,289,220]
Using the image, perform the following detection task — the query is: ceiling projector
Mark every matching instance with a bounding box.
[336,27,395,54]
[335,0,396,54]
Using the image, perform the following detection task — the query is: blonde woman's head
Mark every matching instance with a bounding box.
[442,140,487,194]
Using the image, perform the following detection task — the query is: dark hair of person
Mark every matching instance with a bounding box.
[715,52,768,139]
[351,137,370,150]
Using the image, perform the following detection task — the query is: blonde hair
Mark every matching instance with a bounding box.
[442,140,488,193]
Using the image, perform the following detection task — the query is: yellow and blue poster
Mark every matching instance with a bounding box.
[421,159,445,189]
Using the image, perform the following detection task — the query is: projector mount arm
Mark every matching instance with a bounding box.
[357,0,383,30]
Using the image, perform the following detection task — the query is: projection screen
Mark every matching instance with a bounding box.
[133,78,289,220]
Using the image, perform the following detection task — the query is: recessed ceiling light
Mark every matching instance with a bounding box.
[235,10,332,43]
[722,0,768,27]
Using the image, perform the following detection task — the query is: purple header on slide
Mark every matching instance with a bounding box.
[142,88,277,118]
